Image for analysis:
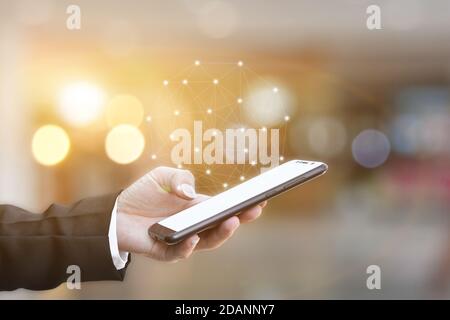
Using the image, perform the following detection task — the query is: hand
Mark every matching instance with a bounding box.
[116,167,266,262]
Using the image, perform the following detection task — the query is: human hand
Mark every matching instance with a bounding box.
[116,167,266,262]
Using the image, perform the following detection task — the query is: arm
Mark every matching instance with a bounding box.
[0,166,266,291]
[0,193,128,291]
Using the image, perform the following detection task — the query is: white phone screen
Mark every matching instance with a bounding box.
[159,160,325,232]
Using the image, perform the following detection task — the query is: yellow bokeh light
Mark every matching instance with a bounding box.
[106,94,144,127]
[58,82,105,127]
[32,125,71,166]
[105,125,145,164]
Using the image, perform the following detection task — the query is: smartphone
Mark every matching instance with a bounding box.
[148,160,328,244]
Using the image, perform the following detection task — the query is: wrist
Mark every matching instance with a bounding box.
[116,210,126,252]
[116,209,154,255]
[116,193,132,252]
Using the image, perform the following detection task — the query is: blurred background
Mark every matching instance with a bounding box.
[1,0,450,299]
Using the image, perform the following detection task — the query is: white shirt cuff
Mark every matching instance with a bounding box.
[108,199,129,270]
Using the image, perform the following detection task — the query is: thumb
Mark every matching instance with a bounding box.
[151,167,197,200]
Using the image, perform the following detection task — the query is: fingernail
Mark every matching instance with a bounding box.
[179,183,197,199]
[191,236,200,246]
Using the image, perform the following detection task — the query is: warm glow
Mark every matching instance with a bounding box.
[243,84,293,126]
[106,125,145,164]
[58,82,105,127]
[32,125,70,166]
[106,94,144,127]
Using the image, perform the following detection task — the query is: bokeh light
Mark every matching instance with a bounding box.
[106,94,144,127]
[105,125,145,164]
[243,84,293,126]
[352,129,391,168]
[58,82,105,127]
[32,125,70,166]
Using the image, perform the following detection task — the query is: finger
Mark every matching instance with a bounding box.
[151,167,197,200]
[238,205,263,223]
[185,194,210,206]
[164,235,200,262]
[196,216,240,251]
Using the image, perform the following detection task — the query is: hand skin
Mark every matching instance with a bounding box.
[116,167,267,262]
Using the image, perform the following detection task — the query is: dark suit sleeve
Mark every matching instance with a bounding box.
[0,193,130,291]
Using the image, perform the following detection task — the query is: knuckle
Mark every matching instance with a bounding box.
[150,166,164,176]
[182,169,195,180]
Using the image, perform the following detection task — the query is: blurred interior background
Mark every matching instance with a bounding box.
[1,0,450,299]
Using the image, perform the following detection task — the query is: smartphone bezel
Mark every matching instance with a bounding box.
[148,162,328,245]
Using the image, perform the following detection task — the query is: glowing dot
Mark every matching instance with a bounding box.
[182,79,188,85]
[177,164,183,169]
[146,115,152,122]
[262,127,267,132]
[206,169,211,175]
[352,129,390,168]
[207,108,213,114]
[223,183,228,188]
[105,125,145,165]
[251,160,257,166]
[237,98,243,104]
[169,133,175,140]
[280,156,284,161]
[240,176,245,181]
[244,148,248,153]
[273,87,279,93]
[106,94,144,127]
[58,82,105,127]
[32,125,70,166]
[213,79,219,85]
[163,80,169,86]
[174,110,180,116]
[240,127,245,133]
[212,130,217,136]
[195,60,201,66]
[238,61,244,67]
[151,154,157,160]
[194,147,200,153]
[284,115,290,122]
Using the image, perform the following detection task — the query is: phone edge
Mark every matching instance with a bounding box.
[149,162,328,245]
